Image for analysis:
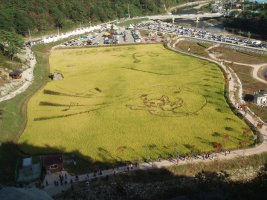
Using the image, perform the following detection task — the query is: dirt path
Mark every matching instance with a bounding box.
[207,45,267,84]
[0,47,36,102]
[42,38,267,197]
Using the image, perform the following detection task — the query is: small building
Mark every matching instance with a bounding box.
[15,157,42,184]
[254,90,267,106]
[9,70,23,79]
[43,154,63,174]
[49,72,63,81]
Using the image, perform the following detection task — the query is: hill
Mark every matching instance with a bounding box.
[0,0,190,36]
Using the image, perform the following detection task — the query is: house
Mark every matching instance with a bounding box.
[9,70,22,79]
[15,157,42,183]
[43,154,63,174]
[254,90,267,106]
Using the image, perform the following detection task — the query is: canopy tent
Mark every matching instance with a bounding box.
[106,24,112,29]
[103,32,111,36]
[112,25,119,30]
[128,24,134,29]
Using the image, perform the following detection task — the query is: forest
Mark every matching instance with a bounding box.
[223,4,267,35]
[0,0,189,36]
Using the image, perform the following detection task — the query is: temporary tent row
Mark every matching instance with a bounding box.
[42,25,102,44]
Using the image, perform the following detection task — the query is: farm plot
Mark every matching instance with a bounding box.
[19,44,252,164]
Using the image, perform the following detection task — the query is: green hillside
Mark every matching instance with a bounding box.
[0,0,191,36]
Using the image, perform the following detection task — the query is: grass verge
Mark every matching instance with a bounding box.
[0,40,68,184]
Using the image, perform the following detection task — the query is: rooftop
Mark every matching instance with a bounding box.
[43,154,63,166]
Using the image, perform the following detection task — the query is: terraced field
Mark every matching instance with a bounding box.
[19,44,252,163]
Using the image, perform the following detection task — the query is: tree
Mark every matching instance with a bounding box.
[247,31,251,39]
[14,10,34,36]
[0,30,24,60]
[212,142,223,153]
[222,134,230,149]
[0,0,184,35]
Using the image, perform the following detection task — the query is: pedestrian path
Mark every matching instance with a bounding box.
[42,38,267,196]
[207,46,267,84]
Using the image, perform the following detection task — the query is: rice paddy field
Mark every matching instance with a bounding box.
[18,44,253,163]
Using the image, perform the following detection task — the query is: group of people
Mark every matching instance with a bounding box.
[43,150,233,192]
[45,173,69,187]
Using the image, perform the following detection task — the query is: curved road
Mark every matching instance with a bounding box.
[167,0,213,13]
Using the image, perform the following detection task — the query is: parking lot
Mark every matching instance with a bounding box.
[59,25,143,48]
[136,20,267,50]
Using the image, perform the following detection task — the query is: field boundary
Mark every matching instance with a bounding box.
[174,36,267,55]
[166,39,262,143]
[55,42,163,50]
[12,50,51,143]
[27,40,266,197]
[168,38,266,144]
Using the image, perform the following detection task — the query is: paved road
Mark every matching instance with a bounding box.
[148,12,223,21]
[167,0,213,13]
[42,38,267,197]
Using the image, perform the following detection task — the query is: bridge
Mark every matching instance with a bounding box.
[148,13,223,22]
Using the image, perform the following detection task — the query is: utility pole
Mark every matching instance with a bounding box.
[28,29,32,46]
[115,3,118,21]
[163,4,167,12]
[128,3,131,19]
[89,17,92,27]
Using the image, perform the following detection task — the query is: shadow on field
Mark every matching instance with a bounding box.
[1,141,267,199]
[0,141,128,185]
[57,159,267,200]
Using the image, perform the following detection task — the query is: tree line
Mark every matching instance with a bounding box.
[0,30,24,60]
[223,4,267,36]
[0,0,189,36]
[0,0,193,60]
